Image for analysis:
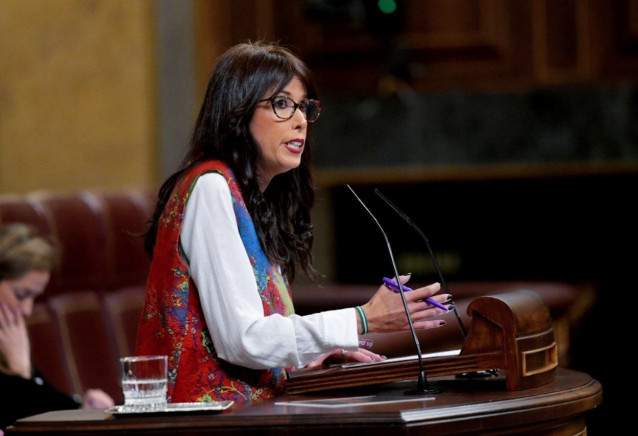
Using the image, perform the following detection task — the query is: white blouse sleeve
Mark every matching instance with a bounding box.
[180,173,359,370]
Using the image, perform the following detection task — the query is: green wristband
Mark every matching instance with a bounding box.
[355,306,368,335]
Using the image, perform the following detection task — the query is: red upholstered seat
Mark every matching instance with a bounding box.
[97,189,153,291]
[0,195,53,239]
[33,191,108,295]
[102,286,145,358]
[2,188,157,406]
[48,291,123,404]
[26,302,75,397]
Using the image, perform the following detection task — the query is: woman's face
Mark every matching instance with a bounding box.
[250,76,308,191]
[0,270,50,317]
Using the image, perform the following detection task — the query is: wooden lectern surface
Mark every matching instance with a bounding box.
[288,289,559,394]
[6,368,601,436]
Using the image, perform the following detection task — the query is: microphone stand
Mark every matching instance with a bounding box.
[347,185,438,395]
[374,189,498,380]
[374,189,467,339]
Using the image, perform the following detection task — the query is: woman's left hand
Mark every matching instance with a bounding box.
[305,348,385,368]
[0,302,31,379]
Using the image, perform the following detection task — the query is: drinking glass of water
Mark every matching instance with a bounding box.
[120,355,168,412]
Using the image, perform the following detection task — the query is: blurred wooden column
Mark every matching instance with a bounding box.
[193,0,277,97]
[531,0,591,83]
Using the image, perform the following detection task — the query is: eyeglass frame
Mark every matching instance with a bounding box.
[257,95,322,123]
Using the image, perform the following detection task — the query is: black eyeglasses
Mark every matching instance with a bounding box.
[258,95,322,123]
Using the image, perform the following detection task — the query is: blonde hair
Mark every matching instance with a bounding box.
[0,223,57,280]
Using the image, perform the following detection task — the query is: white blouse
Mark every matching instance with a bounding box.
[180,172,359,370]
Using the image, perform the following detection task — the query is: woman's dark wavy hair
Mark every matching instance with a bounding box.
[145,41,318,283]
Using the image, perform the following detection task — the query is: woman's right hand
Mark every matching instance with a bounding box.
[0,302,32,378]
[361,275,451,334]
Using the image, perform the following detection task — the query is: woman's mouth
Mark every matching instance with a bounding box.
[284,139,304,153]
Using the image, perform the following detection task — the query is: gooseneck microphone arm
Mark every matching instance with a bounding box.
[347,185,437,395]
[374,189,467,339]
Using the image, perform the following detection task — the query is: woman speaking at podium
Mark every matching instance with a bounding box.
[136,41,451,403]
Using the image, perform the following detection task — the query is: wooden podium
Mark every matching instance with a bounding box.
[287,289,558,393]
[5,291,602,436]
[5,369,602,435]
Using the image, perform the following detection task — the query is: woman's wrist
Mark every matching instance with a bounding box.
[354,305,369,335]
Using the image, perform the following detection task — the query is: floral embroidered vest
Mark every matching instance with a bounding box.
[135,160,295,403]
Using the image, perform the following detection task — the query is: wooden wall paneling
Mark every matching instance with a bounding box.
[194,0,230,104]
[228,0,276,44]
[532,0,591,84]
[271,0,538,92]
[402,0,534,89]
[405,0,504,51]
[590,0,638,79]
[194,0,279,96]
[195,1,638,92]
[274,0,403,93]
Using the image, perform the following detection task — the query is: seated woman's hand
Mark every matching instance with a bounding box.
[305,348,385,368]
[81,389,115,409]
[362,276,451,333]
[0,302,31,379]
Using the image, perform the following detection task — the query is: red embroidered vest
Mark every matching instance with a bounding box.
[135,160,295,403]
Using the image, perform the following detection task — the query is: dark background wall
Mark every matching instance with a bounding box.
[327,171,635,434]
[313,85,638,433]
[314,85,638,167]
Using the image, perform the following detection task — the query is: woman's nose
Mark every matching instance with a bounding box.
[292,107,307,128]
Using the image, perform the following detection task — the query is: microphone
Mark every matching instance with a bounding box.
[374,188,467,338]
[346,185,438,395]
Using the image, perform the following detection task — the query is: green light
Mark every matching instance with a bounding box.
[378,0,397,14]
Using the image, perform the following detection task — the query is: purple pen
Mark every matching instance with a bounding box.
[382,277,449,311]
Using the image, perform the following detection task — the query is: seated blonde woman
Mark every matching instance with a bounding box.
[0,223,113,432]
